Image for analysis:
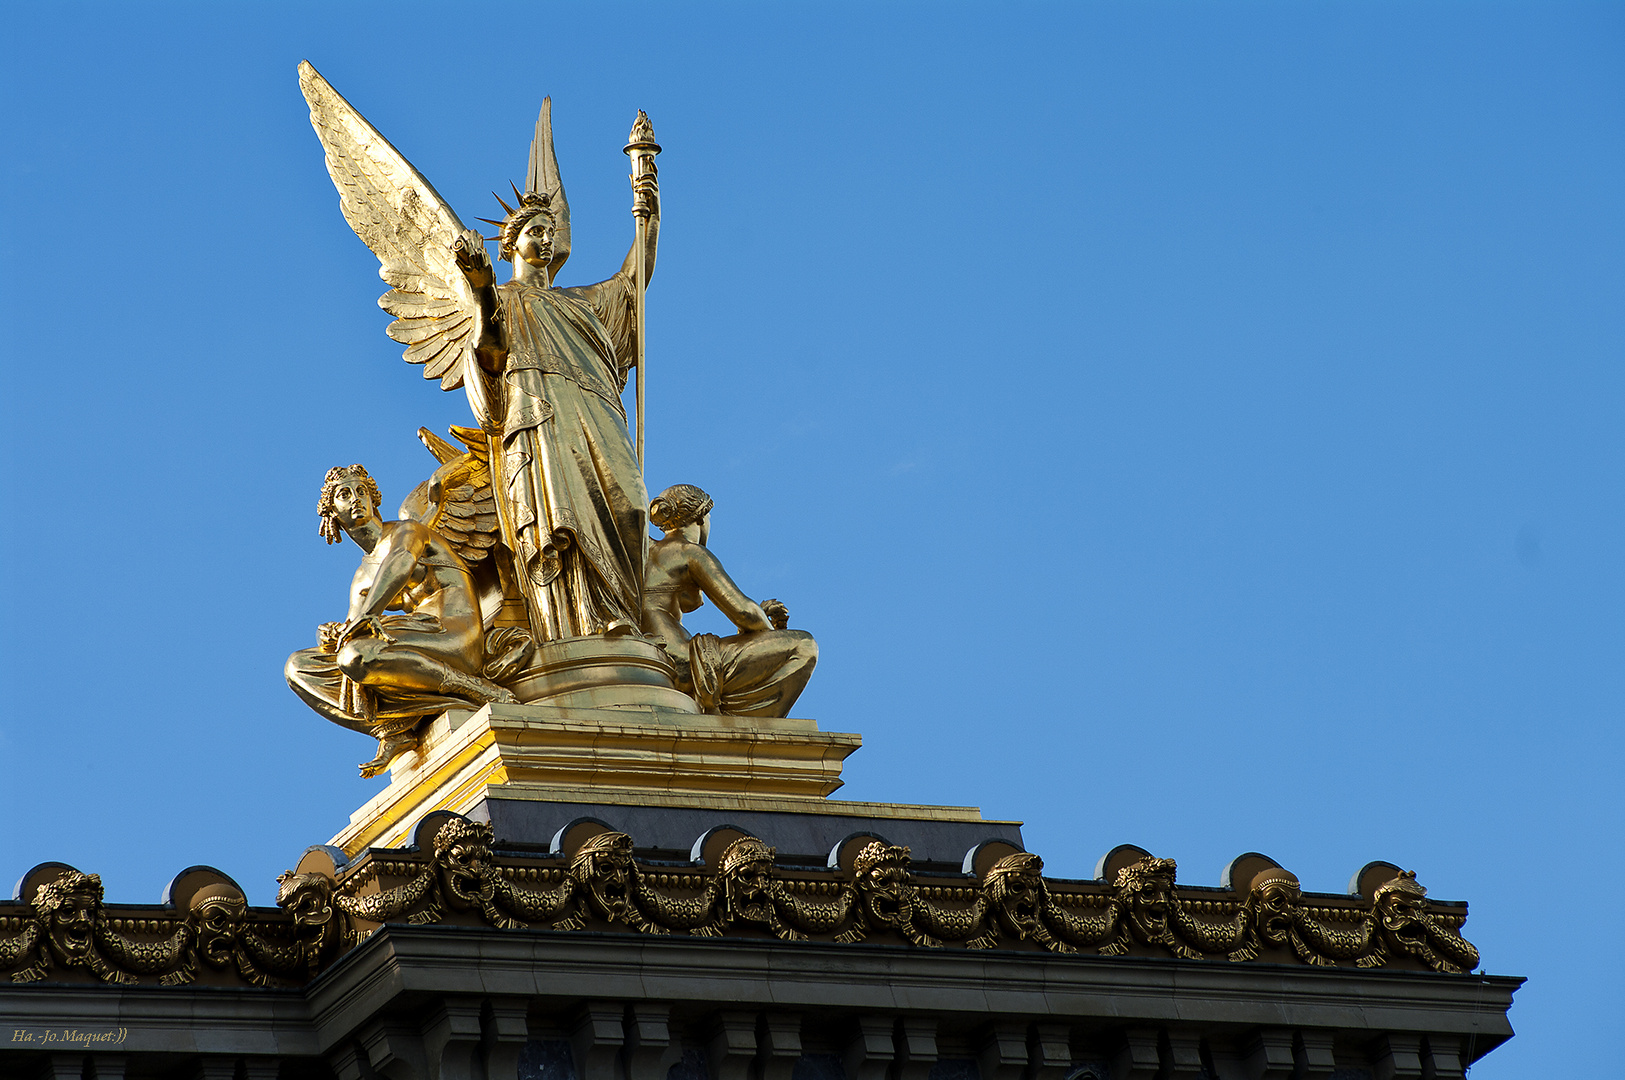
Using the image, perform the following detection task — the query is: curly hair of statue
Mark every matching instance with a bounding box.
[316,464,382,545]
[984,852,1044,883]
[649,484,715,532]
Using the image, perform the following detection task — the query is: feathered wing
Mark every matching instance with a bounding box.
[399,426,501,566]
[299,61,481,391]
[527,97,571,281]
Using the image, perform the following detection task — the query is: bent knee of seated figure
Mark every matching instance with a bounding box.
[786,630,818,663]
[283,651,306,685]
[336,640,385,681]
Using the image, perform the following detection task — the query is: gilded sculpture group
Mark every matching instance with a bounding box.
[284,65,815,775]
[0,818,1479,989]
[0,67,1495,1008]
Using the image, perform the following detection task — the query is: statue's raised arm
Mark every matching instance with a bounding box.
[299,64,652,646]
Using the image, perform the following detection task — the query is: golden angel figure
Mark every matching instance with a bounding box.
[299,62,655,643]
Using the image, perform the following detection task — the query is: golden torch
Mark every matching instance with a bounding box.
[624,111,661,472]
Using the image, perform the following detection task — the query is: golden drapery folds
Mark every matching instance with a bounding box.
[476,275,647,641]
[298,64,655,649]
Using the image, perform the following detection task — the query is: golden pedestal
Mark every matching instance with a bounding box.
[330,637,1005,862]
[501,634,701,712]
[330,702,875,856]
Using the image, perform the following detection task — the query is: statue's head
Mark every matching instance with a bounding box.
[1246,867,1302,946]
[1373,871,1430,950]
[718,837,777,925]
[649,484,713,541]
[491,191,555,266]
[433,818,497,908]
[33,871,103,962]
[275,870,336,929]
[852,841,915,930]
[571,831,637,921]
[1115,856,1177,942]
[984,853,1048,937]
[317,464,382,544]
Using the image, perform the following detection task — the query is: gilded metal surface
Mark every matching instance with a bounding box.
[326,703,871,857]
[291,66,827,766]
[645,484,818,716]
[500,635,696,710]
[298,61,657,648]
[284,463,523,777]
[1,867,328,988]
[624,110,661,468]
[0,820,1479,989]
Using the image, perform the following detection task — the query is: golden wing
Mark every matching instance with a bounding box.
[398,426,501,566]
[299,61,481,391]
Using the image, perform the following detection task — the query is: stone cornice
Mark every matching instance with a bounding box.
[0,816,1487,995]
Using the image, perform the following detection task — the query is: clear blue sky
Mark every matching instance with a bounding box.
[2,3,1620,1075]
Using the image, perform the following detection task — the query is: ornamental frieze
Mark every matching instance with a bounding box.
[0,815,1478,989]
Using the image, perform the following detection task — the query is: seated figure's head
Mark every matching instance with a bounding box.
[317,464,382,545]
[650,484,714,541]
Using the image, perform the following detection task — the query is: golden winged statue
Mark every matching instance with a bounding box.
[298,61,658,646]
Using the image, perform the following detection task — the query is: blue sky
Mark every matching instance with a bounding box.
[2,3,1621,1075]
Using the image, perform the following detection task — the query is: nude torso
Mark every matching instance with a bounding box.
[642,539,702,647]
[347,521,483,666]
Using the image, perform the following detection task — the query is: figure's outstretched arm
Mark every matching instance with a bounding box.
[617,166,660,285]
[449,231,507,431]
[453,230,506,374]
[689,547,772,633]
[563,168,657,392]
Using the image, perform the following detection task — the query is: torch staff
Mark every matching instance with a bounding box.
[624,111,661,472]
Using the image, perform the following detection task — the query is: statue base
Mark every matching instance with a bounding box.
[506,634,699,712]
[331,636,1019,867]
[334,702,858,855]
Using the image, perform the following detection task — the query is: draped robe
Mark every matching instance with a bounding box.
[477,272,647,641]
